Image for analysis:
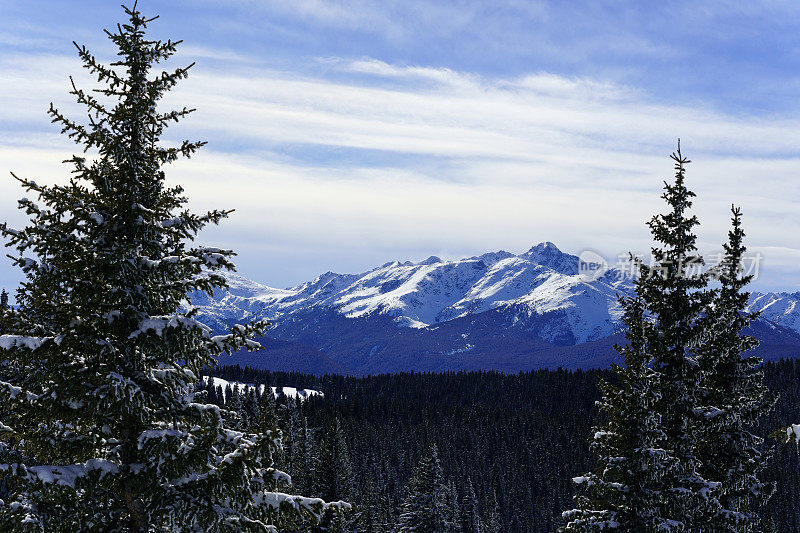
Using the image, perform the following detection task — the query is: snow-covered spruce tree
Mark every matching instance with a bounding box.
[694,206,773,530]
[395,444,453,533]
[565,143,719,531]
[562,294,676,531]
[636,143,719,528]
[360,456,394,532]
[0,5,344,531]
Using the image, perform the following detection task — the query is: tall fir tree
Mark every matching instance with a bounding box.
[564,143,724,531]
[317,418,355,502]
[636,142,718,528]
[695,206,774,530]
[562,295,676,531]
[396,444,453,533]
[225,385,247,430]
[0,5,344,531]
[0,288,9,502]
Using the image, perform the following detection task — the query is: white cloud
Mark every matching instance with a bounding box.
[1,49,799,290]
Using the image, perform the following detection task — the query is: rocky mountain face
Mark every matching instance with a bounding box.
[190,243,800,375]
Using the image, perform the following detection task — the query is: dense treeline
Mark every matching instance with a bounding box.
[207,360,800,532]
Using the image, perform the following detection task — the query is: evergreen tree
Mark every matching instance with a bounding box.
[295,416,319,496]
[365,465,393,532]
[444,479,460,531]
[0,287,10,501]
[695,206,774,530]
[460,477,483,533]
[226,384,247,430]
[562,295,675,531]
[257,382,278,431]
[359,474,379,531]
[0,5,343,531]
[318,418,356,531]
[278,396,301,479]
[245,387,260,424]
[206,381,220,406]
[484,491,501,533]
[564,143,722,531]
[396,444,453,533]
[318,418,356,503]
[0,289,8,335]
[635,143,718,528]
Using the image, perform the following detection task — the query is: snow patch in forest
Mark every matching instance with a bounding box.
[202,376,323,401]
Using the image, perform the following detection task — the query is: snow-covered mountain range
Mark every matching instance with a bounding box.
[189,243,800,375]
[192,243,631,343]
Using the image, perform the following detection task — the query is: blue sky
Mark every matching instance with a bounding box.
[2,0,800,291]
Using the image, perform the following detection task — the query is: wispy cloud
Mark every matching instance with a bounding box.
[1,45,799,290]
[2,0,800,291]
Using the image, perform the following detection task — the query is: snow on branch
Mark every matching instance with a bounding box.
[208,320,270,355]
[196,247,233,268]
[0,459,119,488]
[129,315,211,338]
[0,334,54,351]
[133,255,202,270]
[0,380,41,403]
[251,491,349,518]
[693,406,725,419]
[137,428,190,450]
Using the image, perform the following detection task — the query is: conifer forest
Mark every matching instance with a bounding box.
[2,2,800,532]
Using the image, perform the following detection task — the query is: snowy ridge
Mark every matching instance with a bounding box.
[189,242,800,353]
[746,292,800,334]
[191,242,632,345]
[202,376,322,401]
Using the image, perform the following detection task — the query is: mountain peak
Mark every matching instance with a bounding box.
[312,271,340,283]
[419,255,443,265]
[522,242,578,275]
[468,250,515,266]
[526,241,560,254]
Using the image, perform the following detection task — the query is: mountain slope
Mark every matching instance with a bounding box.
[192,243,800,374]
[747,292,800,332]
[194,242,630,343]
